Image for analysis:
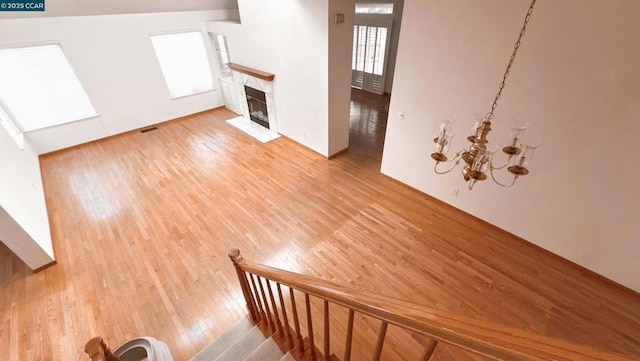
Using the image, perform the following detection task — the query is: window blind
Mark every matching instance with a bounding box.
[150,31,214,98]
[0,44,97,132]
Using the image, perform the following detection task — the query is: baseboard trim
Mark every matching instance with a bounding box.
[40,107,227,157]
[328,147,349,159]
[277,134,331,159]
[33,260,57,273]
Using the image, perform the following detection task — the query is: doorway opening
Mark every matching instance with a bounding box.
[348,1,403,167]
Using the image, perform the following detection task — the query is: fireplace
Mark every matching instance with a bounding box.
[244,85,269,129]
[228,63,278,138]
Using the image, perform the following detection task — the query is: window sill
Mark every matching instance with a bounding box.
[24,114,101,134]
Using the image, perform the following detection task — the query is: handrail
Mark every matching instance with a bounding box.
[229,249,637,361]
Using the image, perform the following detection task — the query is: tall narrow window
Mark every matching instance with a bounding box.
[212,34,232,78]
[150,31,214,98]
[0,43,97,132]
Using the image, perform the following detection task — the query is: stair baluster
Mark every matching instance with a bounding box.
[419,339,439,361]
[257,276,276,332]
[372,321,388,361]
[289,288,305,353]
[277,283,294,349]
[323,301,330,361]
[250,273,266,322]
[305,293,317,361]
[267,280,284,337]
[343,310,355,361]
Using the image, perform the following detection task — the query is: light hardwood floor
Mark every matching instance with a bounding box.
[1,89,639,361]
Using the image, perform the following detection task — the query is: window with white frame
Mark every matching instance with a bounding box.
[212,34,232,78]
[355,3,394,14]
[150,31,214,98]
[0,43,98,133]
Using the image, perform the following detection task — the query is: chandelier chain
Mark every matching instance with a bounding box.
[485,0,537,122]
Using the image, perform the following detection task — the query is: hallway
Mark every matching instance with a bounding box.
[348,88,390,166]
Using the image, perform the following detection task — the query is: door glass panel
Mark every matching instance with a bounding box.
[364,27,377,74]
[352,25,358,70]
[356,25,367,72]
[373,27,387,76]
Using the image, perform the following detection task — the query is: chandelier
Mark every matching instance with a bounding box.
[431,0,541,190]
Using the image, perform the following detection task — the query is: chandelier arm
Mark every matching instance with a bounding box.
[490,154,514,170]
[489,166,518,188]
[485,0,537,122]
[434,158,461,175]
[433,151,464,175]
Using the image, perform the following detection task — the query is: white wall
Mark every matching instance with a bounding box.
[328,0,356,156]
[206,0,334,156]
[0,10,235,154]
[0,129,54,269]
[382,0,640,292]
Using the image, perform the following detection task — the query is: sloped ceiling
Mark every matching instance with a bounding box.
[0,0,238,19]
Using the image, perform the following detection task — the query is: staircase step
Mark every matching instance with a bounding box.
[243,338,285,361]
[189,317,254,361]
[213,326,268,361]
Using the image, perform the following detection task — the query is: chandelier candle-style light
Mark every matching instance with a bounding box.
[431,0,542,190]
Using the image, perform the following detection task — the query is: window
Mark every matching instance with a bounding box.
[355,3,394,14]
[150,31,214,98]
[0,43,97,132]
[212,34,232,78]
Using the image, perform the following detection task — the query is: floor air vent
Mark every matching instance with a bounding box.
[140,127,158,133]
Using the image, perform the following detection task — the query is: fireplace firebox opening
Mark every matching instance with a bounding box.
[244,85,269,129]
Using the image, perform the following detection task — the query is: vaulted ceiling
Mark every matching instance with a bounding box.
[0,0,238,19]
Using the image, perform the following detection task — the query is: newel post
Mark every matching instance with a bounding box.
[228,249,258,322]
[84,337,123,361]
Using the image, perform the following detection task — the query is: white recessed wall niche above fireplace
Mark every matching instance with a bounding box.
[225,62,280,143]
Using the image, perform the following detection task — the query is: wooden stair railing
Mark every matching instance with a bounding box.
[229,249,637,361]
